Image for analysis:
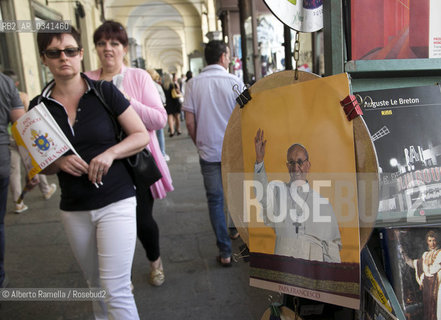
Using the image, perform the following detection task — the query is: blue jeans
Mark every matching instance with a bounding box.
[156,129,166,156]
[0,176,9,286]
[199,158,231,258]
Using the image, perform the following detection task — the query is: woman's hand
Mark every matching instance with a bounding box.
[56,155,89,176]
[255,128,266,164]
[24,175,40,191]
[88,150,116,184]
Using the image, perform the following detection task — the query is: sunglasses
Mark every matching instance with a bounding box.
[42,47,81,59]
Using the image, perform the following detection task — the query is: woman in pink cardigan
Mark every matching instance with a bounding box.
[85,21,173,287]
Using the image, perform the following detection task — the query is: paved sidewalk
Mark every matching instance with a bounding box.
[1,127,272,320]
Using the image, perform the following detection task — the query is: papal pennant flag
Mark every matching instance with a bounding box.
[11,102,80,180]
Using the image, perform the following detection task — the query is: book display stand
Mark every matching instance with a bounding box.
[221,1,441,319]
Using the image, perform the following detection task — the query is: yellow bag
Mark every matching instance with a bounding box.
[171,87,182,99]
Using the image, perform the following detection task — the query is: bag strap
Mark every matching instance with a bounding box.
[94,80,122,141]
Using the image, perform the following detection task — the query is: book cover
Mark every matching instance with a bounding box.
[361,246,405,319]
[362,288,398,320]
[350,0,433,60]
[356,85,441,226]
[380,226,441,320]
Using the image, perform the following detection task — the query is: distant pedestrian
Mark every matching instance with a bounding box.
[181,70,192,97]
[178,73,185,91]
[162,72,182,137]
[147,68,170,162]
[180,71,192,122]
[0,71,25,288]
[182,40,244,266]
[3,70,57,214]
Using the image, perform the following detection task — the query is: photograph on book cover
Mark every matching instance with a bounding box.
[240,73,361,309]
[350,0,441,60]
[382,227,441,320]
[357,85,441,225]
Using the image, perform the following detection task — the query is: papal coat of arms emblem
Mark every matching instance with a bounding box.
[31,129,54,154]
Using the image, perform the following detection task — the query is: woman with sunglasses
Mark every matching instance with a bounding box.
[85,21,173,287]
[30,27,148,319]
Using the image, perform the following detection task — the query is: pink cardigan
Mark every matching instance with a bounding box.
[85,66,173,199]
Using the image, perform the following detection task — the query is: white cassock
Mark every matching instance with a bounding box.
[254,161,342,263]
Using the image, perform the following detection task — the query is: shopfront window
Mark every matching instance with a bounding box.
[240,13,319,82]
[243,16,255,81]
[231,34,242,78]
[242,14,290,81]
[0,0,23,89]
[188,51,203,76]
[257,15,285,76]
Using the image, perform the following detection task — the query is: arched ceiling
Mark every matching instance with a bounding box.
[104,0,215,72]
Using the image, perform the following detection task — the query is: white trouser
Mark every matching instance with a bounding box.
[61,197,139,320]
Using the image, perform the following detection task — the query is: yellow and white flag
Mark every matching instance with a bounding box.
[11,102,78,180]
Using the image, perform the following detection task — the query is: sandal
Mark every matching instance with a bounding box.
[217,256,232,267]
[149,269,165,286]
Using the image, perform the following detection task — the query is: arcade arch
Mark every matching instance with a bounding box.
[103,0,218,73]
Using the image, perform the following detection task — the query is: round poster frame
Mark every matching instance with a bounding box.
[221,70,378,250]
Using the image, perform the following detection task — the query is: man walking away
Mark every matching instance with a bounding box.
[182,40,244,266]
